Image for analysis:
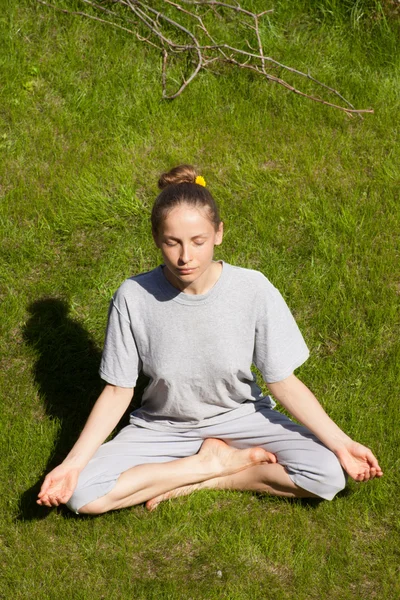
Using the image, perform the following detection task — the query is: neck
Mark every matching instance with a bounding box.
[164,261,223,295]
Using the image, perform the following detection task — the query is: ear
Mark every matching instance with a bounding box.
[214,222,224,246]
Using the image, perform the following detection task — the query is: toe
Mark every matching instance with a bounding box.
[145,500,158,511]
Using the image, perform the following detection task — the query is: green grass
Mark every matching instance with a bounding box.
[1,0,399,598]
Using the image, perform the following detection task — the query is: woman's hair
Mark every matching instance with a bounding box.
[151,164,221,235]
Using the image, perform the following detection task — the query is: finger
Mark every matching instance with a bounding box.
[57,490,73,504]
[39,498,52,508]
[38,480,52,498]
[365,449,380,470]
[369,467,377,480]
[40,492,57,507]
[47,496,59,507]
[266,452,277,464]
[38,487,57,500]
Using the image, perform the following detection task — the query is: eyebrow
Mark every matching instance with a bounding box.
[163,233,209,241]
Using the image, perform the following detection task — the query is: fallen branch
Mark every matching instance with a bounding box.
[36,0,373,116]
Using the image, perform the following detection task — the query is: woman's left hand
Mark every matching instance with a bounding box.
[334,441,383,482]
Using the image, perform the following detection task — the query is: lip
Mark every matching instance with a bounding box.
[177,267,197,275]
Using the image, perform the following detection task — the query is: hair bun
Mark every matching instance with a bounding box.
[158,164,198,189]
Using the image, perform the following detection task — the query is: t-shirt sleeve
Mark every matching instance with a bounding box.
[99,293,142,388]
[253,281,309,383]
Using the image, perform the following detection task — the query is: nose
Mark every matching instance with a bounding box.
[179,244,192,265]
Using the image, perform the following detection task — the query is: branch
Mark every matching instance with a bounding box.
[226,59,373,115]
[36,0,373,115]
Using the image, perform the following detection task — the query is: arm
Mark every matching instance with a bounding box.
[267,374,383,482]
[37,384,133,507]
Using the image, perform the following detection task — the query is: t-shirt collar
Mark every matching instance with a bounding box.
[156,261,230,305]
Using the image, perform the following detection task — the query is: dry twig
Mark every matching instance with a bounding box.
[36,0,373,115]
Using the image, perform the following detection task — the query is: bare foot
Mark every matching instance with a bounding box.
[146,439,276,511]
[197,438,275,479]
[146,482,205,511]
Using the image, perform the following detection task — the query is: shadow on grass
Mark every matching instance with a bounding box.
[17,298,351,521]
[18,297,146,521]
[256,484,351,509]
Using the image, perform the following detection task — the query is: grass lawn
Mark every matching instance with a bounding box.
[1,0,399,598]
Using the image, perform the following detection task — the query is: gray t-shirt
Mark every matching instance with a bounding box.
[99,262,309,430]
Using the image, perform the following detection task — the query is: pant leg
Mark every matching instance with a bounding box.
[66,424,202,513]
[200,398,347,501]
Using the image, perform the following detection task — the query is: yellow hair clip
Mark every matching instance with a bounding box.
[195,175,206,187]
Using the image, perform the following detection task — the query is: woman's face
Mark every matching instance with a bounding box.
[153,203,223,292]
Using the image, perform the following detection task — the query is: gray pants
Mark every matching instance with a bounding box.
[67,399,346,513]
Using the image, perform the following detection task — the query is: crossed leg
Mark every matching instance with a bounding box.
[70,403,345,515]
[78,439,278,514]
[142,403,347,509]
[146,461,317,510]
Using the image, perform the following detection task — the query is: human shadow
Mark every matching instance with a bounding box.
[18,298,147,521]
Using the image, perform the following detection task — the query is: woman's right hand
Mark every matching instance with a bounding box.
[36,385,133,508]
[37,463,81,507]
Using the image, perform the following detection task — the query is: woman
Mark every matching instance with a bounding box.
[37,165,382,514]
